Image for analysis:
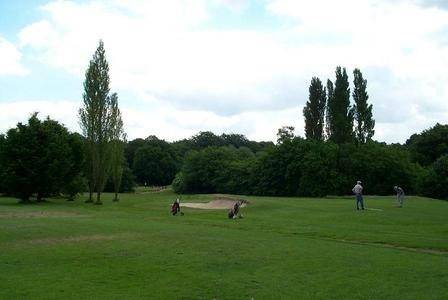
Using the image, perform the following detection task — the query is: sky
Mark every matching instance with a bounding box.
[0,0,447,143]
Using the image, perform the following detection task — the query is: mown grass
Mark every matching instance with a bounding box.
[0,191,447,299]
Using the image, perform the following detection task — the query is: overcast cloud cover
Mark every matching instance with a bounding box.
[0,0,447,142]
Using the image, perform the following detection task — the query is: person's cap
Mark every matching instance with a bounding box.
[357,180,362,184]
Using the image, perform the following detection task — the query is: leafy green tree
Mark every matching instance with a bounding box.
[297,141,339,197]
[125,138,146,168]
[128,136,180,187]
[104,164,135,193]
[406,123,448,166]
[303,77,326,140]
[213,147,255,194]
[175,146,248,194]
[62,175,88,201]
[172,171,186,194]
[191,131,225,149]
[276,126,295,144]
[133,144,177,186]
[2,114,81,202]
[417,155,448,199]
[327,67,354,144]
[109,93,126,202]
[325,79,334,139]
[339,142,417,195]
[169,133,271,165]
[221,133,250,148]
[62,132,86,201]
[79,40,117,205]
[0,134,5,193]
[352,69,374,143]
[251,143,293,196]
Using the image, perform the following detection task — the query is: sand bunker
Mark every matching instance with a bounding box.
[181,197,249,210]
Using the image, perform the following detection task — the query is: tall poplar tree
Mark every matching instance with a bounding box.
[352,68,375,143]
[303,77,326,140]
[325,79,334,139]
[79,40,115,205]
[327,66,354,144]
[109,93,126,202]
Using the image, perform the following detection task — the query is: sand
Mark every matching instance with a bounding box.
[180,197,248,210]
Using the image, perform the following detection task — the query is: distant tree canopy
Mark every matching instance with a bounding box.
[173,138,421,197]
[173,146,255,194]
[406,123,448,166]
[277,126,295,144]
[133,142,177,186]
[126,132,273,188]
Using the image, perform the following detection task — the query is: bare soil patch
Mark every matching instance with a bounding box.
[0,211,88,219]
[307,235,448,256]
[9,232,139,247]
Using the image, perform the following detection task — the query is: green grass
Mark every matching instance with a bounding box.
[0,191,447,299]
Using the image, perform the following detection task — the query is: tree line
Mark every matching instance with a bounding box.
[171,124,447,199]
[0,43,446,201]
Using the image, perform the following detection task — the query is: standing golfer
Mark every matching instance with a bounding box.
[394,186,405,207]
[352,180,365,210]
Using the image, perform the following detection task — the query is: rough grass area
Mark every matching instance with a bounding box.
[0,191,447,299]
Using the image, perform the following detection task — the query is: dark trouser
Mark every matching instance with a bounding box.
[356,194,364,210]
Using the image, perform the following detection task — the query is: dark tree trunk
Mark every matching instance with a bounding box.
[95,192,102,205]
[85,190,93,203]
[36,192,45,202]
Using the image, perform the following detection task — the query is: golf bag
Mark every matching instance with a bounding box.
[171,202,180,216]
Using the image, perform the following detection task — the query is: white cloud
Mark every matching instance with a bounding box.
[18,0,308,113]
[0,100,78,134]
[0,36,28,76]
[11,0,448,143]
[121,94,303,142]
[0,97,302,144]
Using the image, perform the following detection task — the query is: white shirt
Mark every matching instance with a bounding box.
[352,184,363,195]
